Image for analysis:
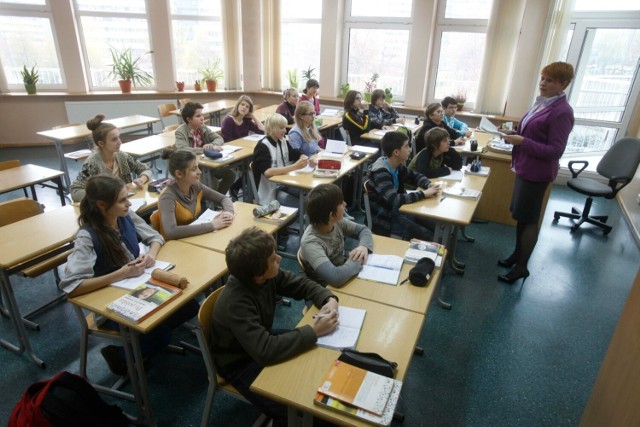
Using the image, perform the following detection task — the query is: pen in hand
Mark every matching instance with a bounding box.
[312,313,328,319]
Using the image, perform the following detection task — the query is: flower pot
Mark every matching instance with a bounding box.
[118,80,132,93]
[205,79,217,91]
[24,83,37,95]
[457,102,465,111]
[194,81,201,91]
[176,81,185,91]
[363,92,372,103]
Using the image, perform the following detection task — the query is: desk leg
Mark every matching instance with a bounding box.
[53,139,71,191]
[0,270,45,367]
[298,190,306,233]
[55,176,67,206]
[448,226,466,274]
[433,225,453,310]
[121,327,157,426]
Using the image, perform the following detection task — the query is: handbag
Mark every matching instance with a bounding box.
[338,349,397,378]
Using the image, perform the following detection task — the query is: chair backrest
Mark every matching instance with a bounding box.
[248,161,260,204]
[0,159,21,171]
[178,98,192,108]
[163,124,180,133]
[198,286,225,356]
[362,180,373,230]
[158,103,178,128]
[296,248,305,272]
[338,126,352,146]
[598,137,640,187]
[0,197,43,227]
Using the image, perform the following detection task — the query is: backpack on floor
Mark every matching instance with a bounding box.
[9,371,128,427]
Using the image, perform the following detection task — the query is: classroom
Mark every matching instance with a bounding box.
[1,0,639,426]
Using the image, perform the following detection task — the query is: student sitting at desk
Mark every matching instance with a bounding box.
[174,101,235,195]
[60,175,199,375]
[441,96,472,138]
[299,78,321,116]
[210,227,339,424]
[342,90,372,147]
[220,95,265,142]
[409,127,463,178]
[151,150,234,240]
[70,114,152,203]
[275,88,298,125]
[252,113,308,205]
[368,88,403,129]
[300,184,373,287]
[288,101,324,157]
[414,103,465,153]
[368,131,441,240]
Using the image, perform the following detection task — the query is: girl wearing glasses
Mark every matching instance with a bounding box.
[289,101,323,159]
[414,103,465,153]
[342,90,372,148]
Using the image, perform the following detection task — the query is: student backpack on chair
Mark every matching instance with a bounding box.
[9,371,127,427]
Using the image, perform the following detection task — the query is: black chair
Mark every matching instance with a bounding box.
[553,137,640,235]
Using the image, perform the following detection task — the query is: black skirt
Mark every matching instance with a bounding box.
[510,175,549,224]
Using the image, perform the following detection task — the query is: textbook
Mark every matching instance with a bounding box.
[442,185,481,200]
[317,360,396,416]
[404,239,445,268]
[316,306,366,350]
[314,378,402,426]
[477,116,506,136]
[107,279,181,323]
[254,205,297,224]
[357,254,403,286]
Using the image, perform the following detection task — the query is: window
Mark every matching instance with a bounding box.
[0,0,64,90]
[431,0,493,106]
[563,9,640,156]
[74,0,154,90]
[280,0,322,90]
[170,0,224,88]
[343,0,412,100]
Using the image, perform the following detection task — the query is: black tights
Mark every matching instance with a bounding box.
[505,221,539,273]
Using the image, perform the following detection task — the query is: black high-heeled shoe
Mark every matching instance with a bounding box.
[497,258,516,268]
[497,268,530,285]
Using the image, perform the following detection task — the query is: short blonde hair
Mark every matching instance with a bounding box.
[264,113,288,137]
[230,95,254,117]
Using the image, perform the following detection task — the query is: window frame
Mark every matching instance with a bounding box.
[0,0,67,91]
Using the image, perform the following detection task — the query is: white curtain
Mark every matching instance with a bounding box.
[540,0,576,65]
[221,0,243,89]
[261,0,281,90]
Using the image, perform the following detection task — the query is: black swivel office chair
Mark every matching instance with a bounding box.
[553,137,640,235]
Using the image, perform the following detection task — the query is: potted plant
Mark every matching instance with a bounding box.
[21,65,38,95]
[198,57,223,91]
[175,81,185,91]
[286,69,299,89]
[453,90,467,111]
[340,83,350,98]
[384,87,393,104]
[363,73,379,102]
[301,65,316,81]
[108,47,153,93]
[194,80,201,91]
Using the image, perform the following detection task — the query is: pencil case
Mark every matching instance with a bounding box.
[338,349,397,378]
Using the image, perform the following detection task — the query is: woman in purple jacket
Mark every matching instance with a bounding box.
[498,62,575,284]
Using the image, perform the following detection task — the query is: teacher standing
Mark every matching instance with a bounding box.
[498,61,574,285]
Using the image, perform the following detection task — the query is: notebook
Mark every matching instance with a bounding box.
[357,254,403,286]
[322,139,347,158]
[316,306,366,350]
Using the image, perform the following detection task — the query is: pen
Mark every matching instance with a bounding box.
[440,194,447,202]
[312,313,328,319]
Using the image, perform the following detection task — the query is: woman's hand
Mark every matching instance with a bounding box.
[349,246,369,265]
[212,211,234,230]
[120,257,146,278]
[503,134,524,146]
[498,127,516,136]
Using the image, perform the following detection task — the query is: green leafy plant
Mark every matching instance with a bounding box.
[301,66,316,81]
[20,65,39,85]
[340,82,351,97]
[363,73,379,92]
[384,87,393,100]
[108,47,154,86]
[287,69,299,89]
[198,57,224,82]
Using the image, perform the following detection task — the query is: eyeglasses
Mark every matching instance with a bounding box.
[434,110,444,115]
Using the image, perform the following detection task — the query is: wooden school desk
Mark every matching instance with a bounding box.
[360,121,424,141]
[69,240,227,426]
[197,142,255,199]
[37,115,160,190]
[169,99,236,126]
[0,164,66,206]
[179,201,292,254]
[251,291,424,427]
[399,174,488,284]
[0,205,78,367]
[251,104,279,123]
[269,150,373,232]
[328,235,445,315]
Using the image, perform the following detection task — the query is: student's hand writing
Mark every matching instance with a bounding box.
[502,134,524,146]
[140,253,156,268]
[312,309,339,337]
[349,246,369,265]
[121,257,146,278]
[293,156,308,170]
[212,211,234,230]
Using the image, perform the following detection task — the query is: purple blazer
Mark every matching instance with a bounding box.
[512,95,574,182]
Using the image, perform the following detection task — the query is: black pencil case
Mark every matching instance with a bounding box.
[338,349,397,378]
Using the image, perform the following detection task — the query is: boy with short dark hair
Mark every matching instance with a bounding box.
[210,227,339,423]
[441,96,472,138]
[368,131,440,240]
[300,183,373,287]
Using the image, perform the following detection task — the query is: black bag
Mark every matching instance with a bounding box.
[9,371,127,427]
[338,349,397,378]
[409,257,435,287]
